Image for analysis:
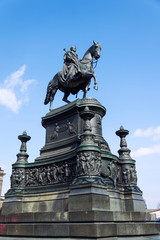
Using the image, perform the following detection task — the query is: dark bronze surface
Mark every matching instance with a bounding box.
[44,42,101,111]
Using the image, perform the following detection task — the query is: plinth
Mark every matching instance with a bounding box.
[0,98,159,239]
[0,168,5,208]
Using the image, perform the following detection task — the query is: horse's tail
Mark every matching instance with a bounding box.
[44,80,54,105]
[44,86,51,104]
[44,96,50,105]
[44,73,59,105]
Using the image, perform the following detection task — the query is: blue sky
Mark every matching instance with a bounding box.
[0,0,160,209]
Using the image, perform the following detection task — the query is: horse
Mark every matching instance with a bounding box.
[44,41,101,111]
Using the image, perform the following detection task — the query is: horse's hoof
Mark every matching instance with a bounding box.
[94,85,98,90]
[63,98,71,103]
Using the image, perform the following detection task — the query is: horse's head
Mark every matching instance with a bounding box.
[92,41,101,60]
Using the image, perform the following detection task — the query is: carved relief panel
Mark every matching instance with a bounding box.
[122,164,137,185]
[46,118,77,144]
[76,151,102,176]
[11,160,76,189]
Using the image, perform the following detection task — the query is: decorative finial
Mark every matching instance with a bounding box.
[120,125,124,130]
[116,126,131,159]
[16,131,31,163]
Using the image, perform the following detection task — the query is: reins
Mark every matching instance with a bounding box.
[80,58,98,69]
[93,59,98,69]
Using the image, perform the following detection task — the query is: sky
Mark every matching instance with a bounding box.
[0,0,160,209]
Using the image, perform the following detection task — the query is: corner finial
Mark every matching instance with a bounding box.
[116,126,132,160]
[16,131,31,163]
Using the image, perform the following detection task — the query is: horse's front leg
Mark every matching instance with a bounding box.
[93,74,98,90]
[83,90,87,99]
[84,72,98,90]
[83,84,89,99]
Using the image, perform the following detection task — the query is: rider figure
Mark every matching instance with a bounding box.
[61,46,80,85]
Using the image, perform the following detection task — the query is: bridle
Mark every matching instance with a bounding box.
[93,59,98,69]
[80,45,100,68]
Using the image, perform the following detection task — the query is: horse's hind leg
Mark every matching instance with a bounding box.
[62,91,71,103]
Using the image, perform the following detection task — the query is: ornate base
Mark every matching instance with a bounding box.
[0,99,160,238]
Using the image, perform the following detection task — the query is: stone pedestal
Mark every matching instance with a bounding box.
[0,98,159,239]
[0,168,5,208]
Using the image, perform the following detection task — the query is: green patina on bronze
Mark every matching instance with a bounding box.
[5,98,140,197]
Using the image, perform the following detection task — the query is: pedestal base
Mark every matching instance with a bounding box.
[0,99,159,238]
[0,184,160,238]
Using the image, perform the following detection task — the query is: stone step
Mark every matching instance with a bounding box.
[0,211,156,223]
[0,221,159,238]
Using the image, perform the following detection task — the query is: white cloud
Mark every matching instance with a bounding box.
[131,126,160,157]
[132,144,160,158]
[0,88,22,113]
[4,65,26,89]
[0,65,36,113]
[20,79,35,93]
[133,126,160,141]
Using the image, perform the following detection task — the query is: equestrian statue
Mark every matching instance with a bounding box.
[44,41,101,111]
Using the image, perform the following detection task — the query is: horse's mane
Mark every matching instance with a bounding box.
[82,45,94,60]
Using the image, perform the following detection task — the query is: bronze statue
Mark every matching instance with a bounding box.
[44,41,101,111]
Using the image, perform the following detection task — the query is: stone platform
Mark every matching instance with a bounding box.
[0,98,159,239]
[0,236,160,240]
